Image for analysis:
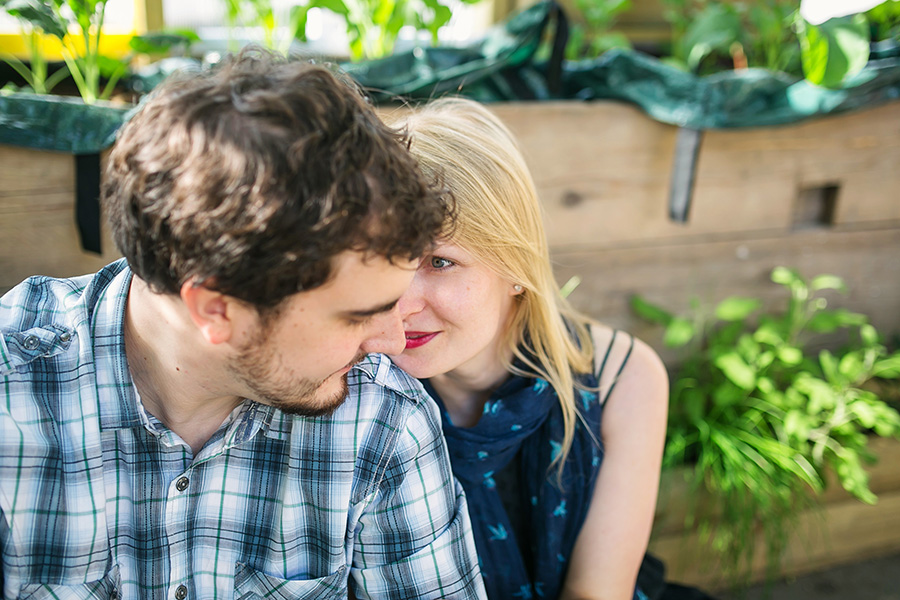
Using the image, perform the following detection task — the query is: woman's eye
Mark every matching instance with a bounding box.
[430,256,453,269]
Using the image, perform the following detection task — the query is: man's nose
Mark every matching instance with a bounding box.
[360,308,406,356]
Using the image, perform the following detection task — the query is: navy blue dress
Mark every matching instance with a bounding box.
[424,331,648,600]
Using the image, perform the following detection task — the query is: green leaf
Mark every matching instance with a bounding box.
[810,274,847,292]
[559,275,581,298]
[682,386,707,424]
[712,382,745,407]
[819,350,840,384]
[288,4,311,41]
[715,351,757,390]
[752,322,784,346]
[807,308,868,333]
[850,400,878,429]
[372,0,396,26]
[129,33,191,55]
[756,376,776,395]
[799,14,871,88]
[664,317,695,348]
[680,3,742,70]
[5,0,68,39]
[757,350,775,369]
[838,352,866,382]
[771,266,800,286]
[715,297,762,321]
[777,346,804,365]
[784,409,811,440]
[873,354,900,378]
[859,323,879,346]
[834,449,877,504]
[630,295,673,325]
[314,0,351,17]
[95,54,126,79]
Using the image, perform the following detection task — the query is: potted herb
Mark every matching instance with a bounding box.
[631,268,900,588]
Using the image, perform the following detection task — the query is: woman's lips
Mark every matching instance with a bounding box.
[405,331,438,350]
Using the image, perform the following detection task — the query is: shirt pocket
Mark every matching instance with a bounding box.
[0,324,75,376]
[233,563,347,600]
[19,564,120,600]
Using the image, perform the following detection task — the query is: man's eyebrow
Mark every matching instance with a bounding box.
[340,298,400,319]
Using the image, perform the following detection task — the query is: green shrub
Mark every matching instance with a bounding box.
[633,267,900,585]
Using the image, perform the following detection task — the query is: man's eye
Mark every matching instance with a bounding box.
[430,257,453,269]
[347,315,375,327]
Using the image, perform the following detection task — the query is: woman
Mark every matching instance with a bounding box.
[385,98,669,600]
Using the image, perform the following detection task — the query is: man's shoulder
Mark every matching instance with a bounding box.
[326,353,442,451]
[347,353,430,406]
[0,260,129,378]
[1,260,129,328]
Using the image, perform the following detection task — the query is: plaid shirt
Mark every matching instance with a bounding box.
[0,260,486,600]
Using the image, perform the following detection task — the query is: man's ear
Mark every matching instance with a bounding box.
[180,279,234,345]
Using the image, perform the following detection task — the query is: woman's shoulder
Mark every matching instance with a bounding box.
[587,323,668,407]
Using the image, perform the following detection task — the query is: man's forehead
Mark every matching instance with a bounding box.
[328,250,418,277]
[295,250,415,306]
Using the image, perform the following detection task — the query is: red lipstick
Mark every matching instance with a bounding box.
[405,331,438,349]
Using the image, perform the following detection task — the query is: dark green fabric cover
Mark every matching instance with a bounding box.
[346,0,900,129]
[1,0,899,156]
[0,93,129,154]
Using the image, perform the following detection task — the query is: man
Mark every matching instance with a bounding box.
[0,49,485,599]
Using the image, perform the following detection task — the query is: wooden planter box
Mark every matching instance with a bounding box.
[0,145,119,293]
[648,436,900,589]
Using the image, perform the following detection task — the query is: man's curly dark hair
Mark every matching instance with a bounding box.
[103,46,449,311]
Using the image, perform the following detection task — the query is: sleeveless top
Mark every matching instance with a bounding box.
[424,329,649,600]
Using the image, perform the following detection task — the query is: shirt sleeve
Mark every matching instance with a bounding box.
[350,398,487,599]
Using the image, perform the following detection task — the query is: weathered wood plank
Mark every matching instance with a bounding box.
[485,101,900,249]
[0,189,119,291]
[552,226,900,365]
[0,146,73,196]
[649,489,900,590]
[652,437,900,538]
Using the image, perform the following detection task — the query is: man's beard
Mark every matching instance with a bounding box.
[230,326,364,417]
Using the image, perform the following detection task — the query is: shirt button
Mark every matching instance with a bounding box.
[175,476,190,492]
[110,590,118,600]
[23,335,40,350]
[59,331,72,342]
[175,584,188,600]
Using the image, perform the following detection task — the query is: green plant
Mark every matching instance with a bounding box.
[662,0,897,88]
[664,0,801,74]
[0,3,70,95]
[222,0,284,53]
[291,0,482,61]
[867,0,900,42]
[632,267,900,585]
[0,0,126,103]
[563,0,632,60]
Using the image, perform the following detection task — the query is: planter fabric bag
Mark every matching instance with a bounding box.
[346,0,900,129]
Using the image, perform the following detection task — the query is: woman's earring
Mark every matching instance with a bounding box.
[514,284,523,293]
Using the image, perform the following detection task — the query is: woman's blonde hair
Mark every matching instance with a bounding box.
[385,97,596,470]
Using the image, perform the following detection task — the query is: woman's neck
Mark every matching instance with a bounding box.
[429,352,513,428]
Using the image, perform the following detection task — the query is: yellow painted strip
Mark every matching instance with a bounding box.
[0,31,136,62]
